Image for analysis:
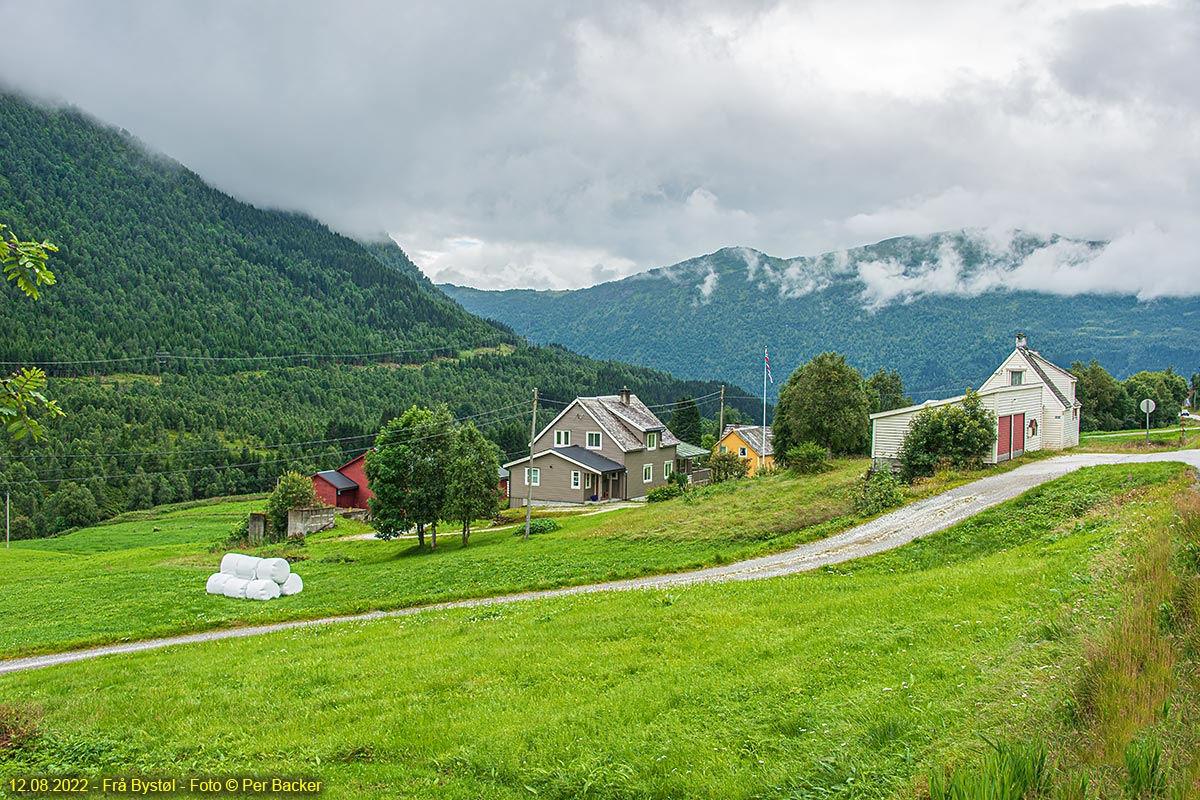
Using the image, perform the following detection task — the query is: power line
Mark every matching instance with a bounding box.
[0,335,520,369]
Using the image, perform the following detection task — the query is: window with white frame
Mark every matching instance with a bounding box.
[643,464,652,482]
[571,471,580,489]
[1009,370,1024,386]
[525,467,540,486]
[554,430,571,446]
[646,431,657,450]
[664,461,673,478]
[585,474,593,489]
[586,431,602,449]
[738,446,747,458]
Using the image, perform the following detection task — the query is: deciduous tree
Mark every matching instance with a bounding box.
[265,470,317,542]
[773,352,870,460]
[444,422,501,546]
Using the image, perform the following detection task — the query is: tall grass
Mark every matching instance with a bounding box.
[928,739,1050,800]
[1074,511,1178,761]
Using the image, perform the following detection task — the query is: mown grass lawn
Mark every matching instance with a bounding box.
[0,464,1191,799]
[2,461,874,658]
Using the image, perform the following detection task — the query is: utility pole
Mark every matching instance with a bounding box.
[524,387,538,541]
[718,384,725,441]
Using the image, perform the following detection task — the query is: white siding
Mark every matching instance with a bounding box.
[980,352,1029,392]
[871,408,925,460]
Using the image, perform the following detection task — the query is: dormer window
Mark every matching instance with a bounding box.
[646,431,658,450]
[555,430,571,446]
[1009,371,1024,386]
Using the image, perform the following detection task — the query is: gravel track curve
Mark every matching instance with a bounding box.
[4,449,1197,676]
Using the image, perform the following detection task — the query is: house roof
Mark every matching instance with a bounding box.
[505,446,626,474]
[314,469,358,491]
[498,467,510,479]
[1016,346,1077,409]
[869,383,1041,420]
[675,442,709,459]
[538,393,681,452]
[720,425,774,457]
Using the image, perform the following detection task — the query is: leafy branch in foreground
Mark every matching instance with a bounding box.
[1,223,57,299]
[2,224,63,441]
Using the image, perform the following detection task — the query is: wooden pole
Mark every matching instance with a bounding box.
[718,384,725,442]
[524,387,538,541]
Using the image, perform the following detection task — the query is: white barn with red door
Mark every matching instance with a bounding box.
[870,335,1081,467]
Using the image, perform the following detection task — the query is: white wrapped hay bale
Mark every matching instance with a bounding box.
[245,579,282,601]
[205,573,231,595]
[255,557,291,585]
[280,573,304,596]
[221,577,250,599]
[220,553,262,580]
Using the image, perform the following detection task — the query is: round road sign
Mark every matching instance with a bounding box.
[1140,398,1156,415]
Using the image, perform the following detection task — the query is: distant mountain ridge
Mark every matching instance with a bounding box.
[442,231,1200,401]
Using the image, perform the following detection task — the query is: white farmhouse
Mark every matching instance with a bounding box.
[871,334,1081,467]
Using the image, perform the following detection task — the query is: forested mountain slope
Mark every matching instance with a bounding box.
[0,92,509,366]
[443,234,1200,400]
[0,92,756,535]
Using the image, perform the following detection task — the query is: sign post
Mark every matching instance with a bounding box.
[1140,398,1156,444]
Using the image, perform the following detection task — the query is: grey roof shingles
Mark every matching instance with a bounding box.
[575,394,681,451]
[1018,347,1075,409]
[721,425,774,457]
[546,446,627,473]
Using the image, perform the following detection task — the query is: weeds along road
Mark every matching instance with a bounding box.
[4,449,1199,675]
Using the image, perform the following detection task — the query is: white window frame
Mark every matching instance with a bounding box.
[554,430,571,447]
[586,431,602,450]
[571,470,580,489]
[664,461,673,478]
[585,474,593,489]
[1009,370,1024,386]
[646,431,657,450]
[525,467,540,486]
[738,446,747,458]
[643,464,653,483]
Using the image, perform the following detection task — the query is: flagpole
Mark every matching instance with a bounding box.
[762,346,768,471]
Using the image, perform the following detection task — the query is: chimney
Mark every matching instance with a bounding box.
[619,386,630,406]
[1015,333,1027,349]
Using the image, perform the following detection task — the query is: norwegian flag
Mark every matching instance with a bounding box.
[764,347,773,384]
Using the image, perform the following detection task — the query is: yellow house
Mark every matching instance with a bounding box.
[714,424,774,476]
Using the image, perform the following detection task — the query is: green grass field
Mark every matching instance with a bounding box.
[2,461,880,658]
[0,463,1194,799]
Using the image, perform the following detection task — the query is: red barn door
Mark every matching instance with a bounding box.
[997,415,1012,462]
[1012,413,1025,457]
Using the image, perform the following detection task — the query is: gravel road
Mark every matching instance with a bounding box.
[4,449,1197,676]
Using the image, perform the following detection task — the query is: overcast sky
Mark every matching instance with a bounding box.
[1,0,1197,293]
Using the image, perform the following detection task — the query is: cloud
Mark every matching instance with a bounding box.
[854,226,1199,309]
[0,0,1196,296]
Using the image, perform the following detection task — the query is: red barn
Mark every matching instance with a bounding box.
[311,452,375,510]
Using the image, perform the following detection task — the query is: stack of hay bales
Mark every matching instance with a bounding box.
[206,553,304,600]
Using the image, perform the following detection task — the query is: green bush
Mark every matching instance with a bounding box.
[265,471,318,542]
[786,441,829,474]
[899,388,997,482]
[647,484,682,502]
[227,514,251,545]
[709,451,750,483]
[515,517,561,536]
[855,469,906,516]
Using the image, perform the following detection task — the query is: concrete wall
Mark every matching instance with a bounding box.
[287,506,336,538]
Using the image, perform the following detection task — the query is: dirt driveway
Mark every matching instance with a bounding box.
[4,450,1197,675]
